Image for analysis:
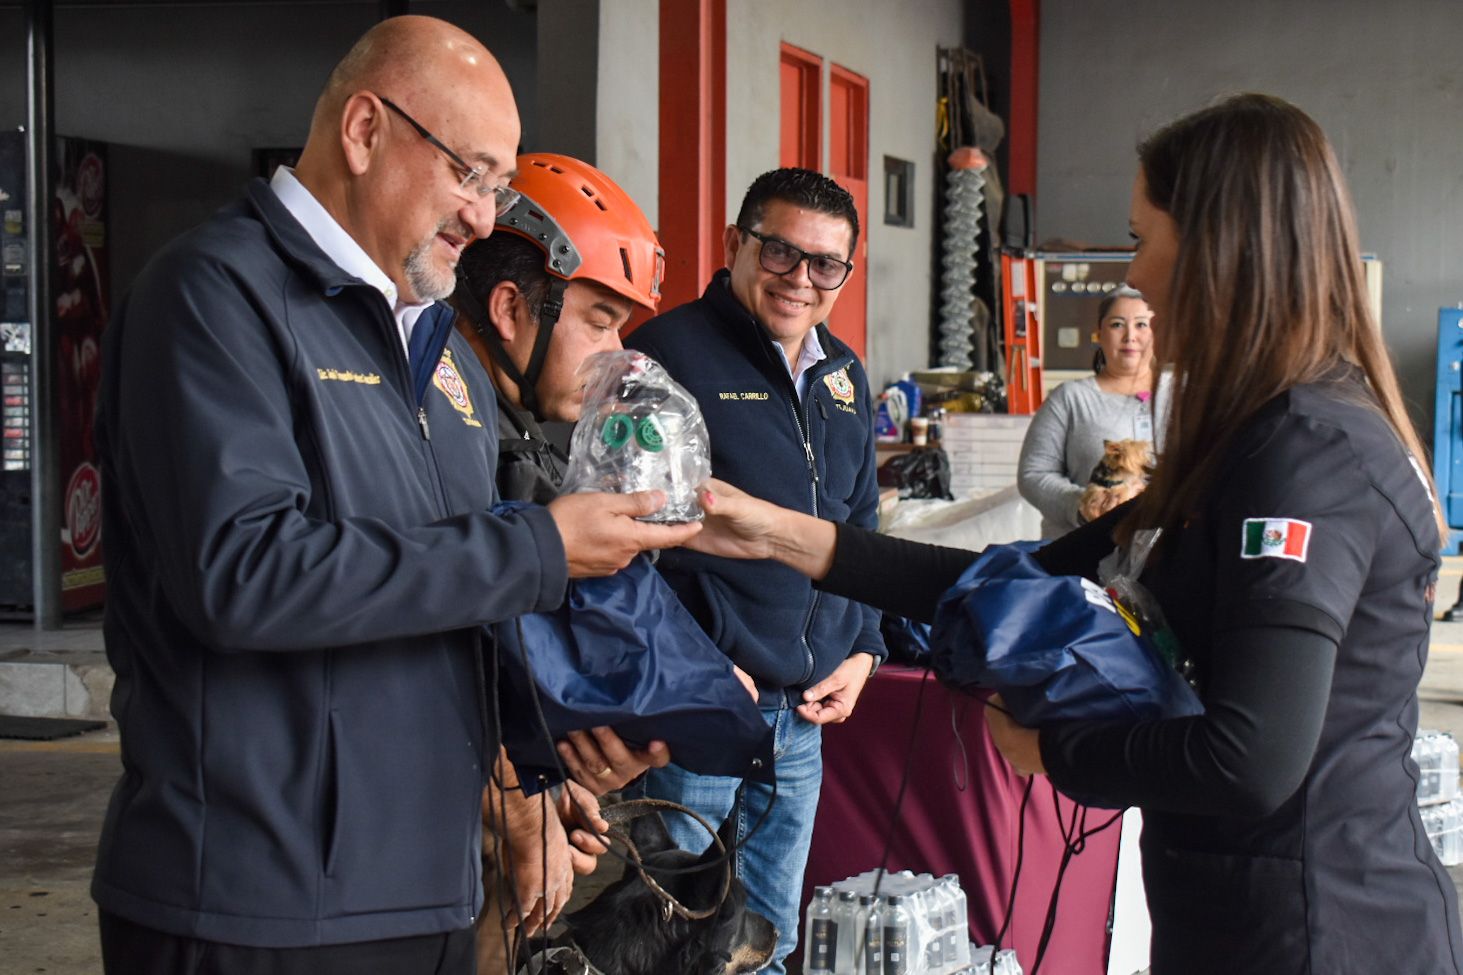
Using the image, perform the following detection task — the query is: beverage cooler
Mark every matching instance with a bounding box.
[0,129,109,613]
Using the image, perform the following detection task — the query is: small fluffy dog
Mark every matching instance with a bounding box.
[1078,439,1153,519]
[517,808,778,975]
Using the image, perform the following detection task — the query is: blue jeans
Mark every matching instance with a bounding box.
[630,703,823,975]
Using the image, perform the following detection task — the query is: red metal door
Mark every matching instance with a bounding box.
[827,64,868,359]
[779,44,821,170]
[644,0,726,326]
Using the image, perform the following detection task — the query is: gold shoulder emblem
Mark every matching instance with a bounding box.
[432,349,482,428]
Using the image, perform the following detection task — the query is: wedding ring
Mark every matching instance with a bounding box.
[596,765,613,778]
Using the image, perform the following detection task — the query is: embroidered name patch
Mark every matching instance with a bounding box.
[1240,518,1312,562]
[317,368,381,385]
[718,391,769,401]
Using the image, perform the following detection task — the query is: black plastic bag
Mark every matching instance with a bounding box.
[877,447,954,500]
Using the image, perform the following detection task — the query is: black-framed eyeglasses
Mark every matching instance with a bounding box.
[738,226,853,290]
[374,94,520,216]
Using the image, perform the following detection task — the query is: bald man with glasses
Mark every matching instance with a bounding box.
[625,167,887,975]
[91,17,698,975]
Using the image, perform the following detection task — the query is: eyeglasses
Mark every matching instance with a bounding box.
[374,94,521,216]
[738,226,853,290]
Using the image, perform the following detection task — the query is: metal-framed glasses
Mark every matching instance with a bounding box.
[738,226,853,290]
[375,94,520,215]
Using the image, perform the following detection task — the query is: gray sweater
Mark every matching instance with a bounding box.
[1017,374,1170,538]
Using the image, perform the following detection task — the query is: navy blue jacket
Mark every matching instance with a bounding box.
[627,271,885,702]
[92,179,567,947]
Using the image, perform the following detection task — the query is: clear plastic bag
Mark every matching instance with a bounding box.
[1097,527,1195,687]
[561,350,712,522]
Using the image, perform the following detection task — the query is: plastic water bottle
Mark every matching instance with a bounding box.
[1444,798,1463,866]
[806,886,837,974]
[1442,734,1461,803]
[882,894,911,975]
[923,880,947,972]
[942,874,970,972]
[1415,731,1443,804]
[863,897,884,975]
[1425,804,1446,862]
[833,889,860,974]
[992,947,1024,975]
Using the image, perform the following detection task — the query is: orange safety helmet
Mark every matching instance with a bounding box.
[495,153,665,313]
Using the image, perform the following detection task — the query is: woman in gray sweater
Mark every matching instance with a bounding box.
[1017,286,1168,538]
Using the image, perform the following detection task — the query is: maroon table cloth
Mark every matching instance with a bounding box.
[801,665,1123,974]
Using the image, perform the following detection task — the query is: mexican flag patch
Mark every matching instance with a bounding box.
[1240,518,1312,562]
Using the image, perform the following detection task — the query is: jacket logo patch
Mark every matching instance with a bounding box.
[1240,517,1311,562]
[432,350,482,428]
[824,368,855,403]
[316,368,381,385]
[823,368,858,414]
[718,391,770,401]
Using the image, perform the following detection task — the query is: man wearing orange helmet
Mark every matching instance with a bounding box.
[452,154,679,971]
[455,153,666,505]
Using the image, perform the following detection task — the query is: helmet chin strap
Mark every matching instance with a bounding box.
[457,274,567,422]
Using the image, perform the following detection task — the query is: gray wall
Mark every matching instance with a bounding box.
[594,0,658,224]
[0,1,537,297]
[536,0,601,162]
[1036,0,1463,426]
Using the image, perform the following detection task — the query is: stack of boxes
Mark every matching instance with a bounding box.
[938,414,1032,499]
[1415,729,1462,866]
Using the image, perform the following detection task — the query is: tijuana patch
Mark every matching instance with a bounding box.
[823,368,856,405]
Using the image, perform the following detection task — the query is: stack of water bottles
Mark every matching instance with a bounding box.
[804,871,1022,975]
[1415,729,1463,867]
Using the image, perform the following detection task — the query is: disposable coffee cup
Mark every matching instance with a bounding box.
[910,416,930,446]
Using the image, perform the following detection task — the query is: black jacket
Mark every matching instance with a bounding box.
[92,179,567,947]
[627,271,885,702]
[493,384,568,505]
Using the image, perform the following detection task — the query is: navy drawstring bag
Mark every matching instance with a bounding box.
[930,541,1203,727]
[493,540,774,794]
[880,612,933,665]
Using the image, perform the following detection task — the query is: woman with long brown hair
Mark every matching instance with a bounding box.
[684,94,1463,972]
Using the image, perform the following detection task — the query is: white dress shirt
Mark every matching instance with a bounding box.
[269,166,432,356]
[781,325,828,402]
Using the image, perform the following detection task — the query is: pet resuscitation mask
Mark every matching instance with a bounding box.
[561,349,712,522]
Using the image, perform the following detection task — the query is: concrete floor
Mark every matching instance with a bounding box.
[6,604,1463,972]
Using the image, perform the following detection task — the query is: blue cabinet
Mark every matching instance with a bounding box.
[1432,307,1463,554]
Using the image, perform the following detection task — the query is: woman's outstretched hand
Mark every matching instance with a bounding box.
[685,479,781,560]
[688,478,839,580]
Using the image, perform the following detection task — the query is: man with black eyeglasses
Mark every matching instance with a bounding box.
[91,16,700,975]
[626,167,887,974]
